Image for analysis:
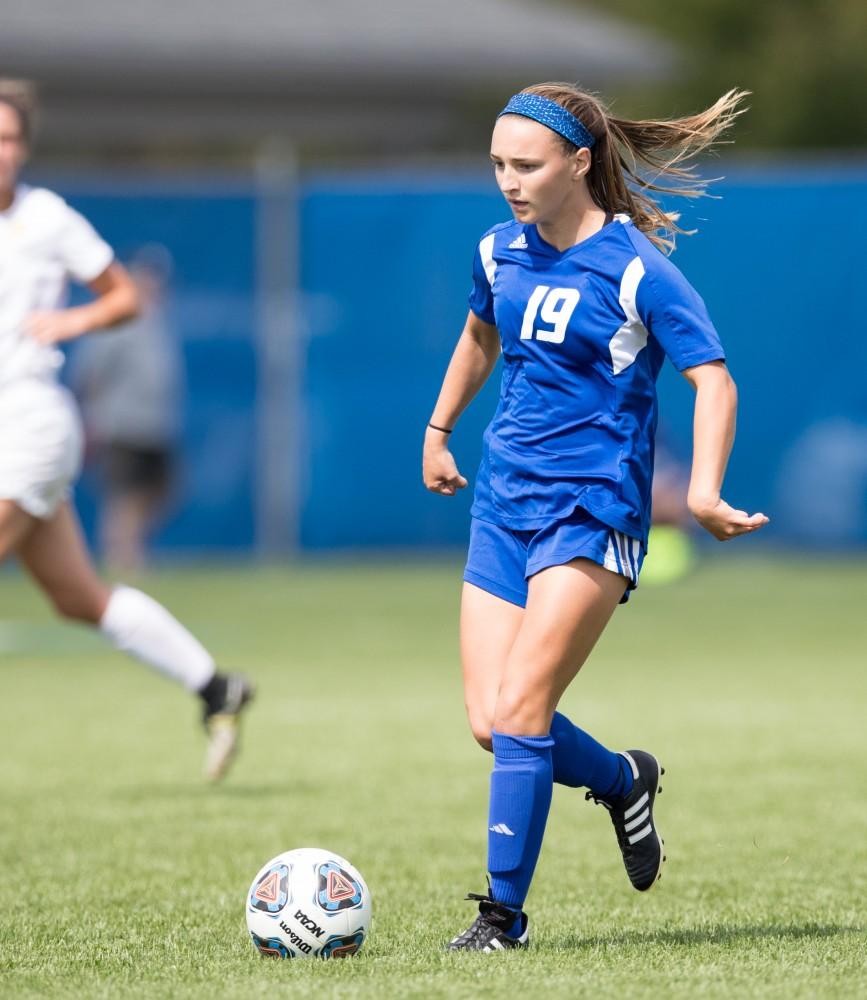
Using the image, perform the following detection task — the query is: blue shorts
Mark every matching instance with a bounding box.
[463,507,644,608]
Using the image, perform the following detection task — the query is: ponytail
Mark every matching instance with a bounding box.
[522,84,749,253]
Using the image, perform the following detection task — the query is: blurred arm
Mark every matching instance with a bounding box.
[27,263,140,346]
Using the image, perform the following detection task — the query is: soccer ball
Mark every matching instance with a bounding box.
[245,848,371,959]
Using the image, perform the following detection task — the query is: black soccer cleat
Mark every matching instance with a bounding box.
[448,890,529,952]
[586,749,665,892]
[202,673,254,781]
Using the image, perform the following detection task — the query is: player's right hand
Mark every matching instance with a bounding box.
[423,436,468,496]
[26,308,88,345]
[689,496,769,540]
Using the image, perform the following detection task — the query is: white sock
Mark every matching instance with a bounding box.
[99,586,216,692]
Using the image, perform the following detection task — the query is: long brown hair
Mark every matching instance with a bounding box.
[520,83,748,253]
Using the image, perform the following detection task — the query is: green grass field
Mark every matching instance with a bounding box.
[1,555,865,999]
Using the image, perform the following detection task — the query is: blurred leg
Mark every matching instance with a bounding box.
[101,491,150,574]
[0,499,38,564]
[18,500,251,781]
[17,502,111,622]
[19,501,214,689]
[98,444,171,574]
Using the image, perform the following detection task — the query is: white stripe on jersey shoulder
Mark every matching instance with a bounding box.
[613,212,630,224]
[479,233,497,286]
[609,255,649,375]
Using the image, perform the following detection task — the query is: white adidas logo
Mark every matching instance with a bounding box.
[508,232,528,249]
[489,823,515,836]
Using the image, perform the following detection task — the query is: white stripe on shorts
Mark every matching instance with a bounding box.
[627,538,635,580]
[618,532,630,578]
[604,529,637,583]
[603,535,622,577]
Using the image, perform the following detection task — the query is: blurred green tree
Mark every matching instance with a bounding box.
[576,0,867,149]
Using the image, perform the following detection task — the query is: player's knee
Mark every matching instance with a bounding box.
[470,718,494,752]
[473,729,494,752]
[493,683,551,736]
[465,705,493,751]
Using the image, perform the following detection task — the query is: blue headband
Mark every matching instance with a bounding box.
[497,93,596,149]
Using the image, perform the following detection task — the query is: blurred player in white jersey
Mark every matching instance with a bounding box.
[0,80,251,780]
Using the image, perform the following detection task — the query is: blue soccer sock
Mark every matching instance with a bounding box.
[487,730,555,910]
[549,711,634,798]
[504,909,524,938]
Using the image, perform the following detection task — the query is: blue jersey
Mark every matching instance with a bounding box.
[467,215,724,546]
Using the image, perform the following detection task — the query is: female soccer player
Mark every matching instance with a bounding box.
[0,81,251,780]
[423,83,768,951]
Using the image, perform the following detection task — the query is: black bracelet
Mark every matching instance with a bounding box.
[428,421,453,435]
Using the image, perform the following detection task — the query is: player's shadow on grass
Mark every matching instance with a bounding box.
[559,922,862,952]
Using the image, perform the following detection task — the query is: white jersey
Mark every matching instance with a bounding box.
[0,183,113,386]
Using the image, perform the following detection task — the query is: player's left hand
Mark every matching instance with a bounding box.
[689,496,769,541]
[26,309,88,345]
